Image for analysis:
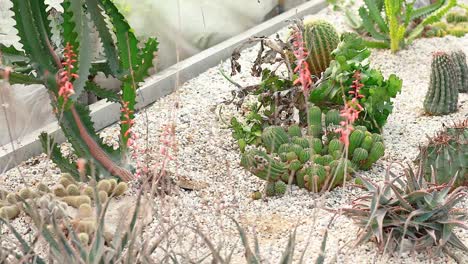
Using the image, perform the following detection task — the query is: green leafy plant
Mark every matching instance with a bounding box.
[0,0,159,181]
[310,33,402,133]
[342,163,468,256]
[355,0,457,52]
[416,120,467,187]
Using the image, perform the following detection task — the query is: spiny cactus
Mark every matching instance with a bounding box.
[302,18,340,78]
[446,11,468,23]
[308,106,323,138]
[451,50,468,93]
[416,120,467,188]
[423,51,459,115]
[242,122,384,196]
[261,126,290,153]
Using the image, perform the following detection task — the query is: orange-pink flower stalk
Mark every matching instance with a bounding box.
[290,26,312,95]
[336,71,364,147]
[58,43,78,101]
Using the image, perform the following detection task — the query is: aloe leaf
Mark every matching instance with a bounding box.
[132,38,158,83]
[359,7,388,41]
[231,218,260,264]
[84,81,120,103]
[279,228,296,264]
[364,0,388,33]
[11,0,57,74]
[0,218,46,264]
[0,44,29,65]
[39,132,81,180]
[85,0,121,76]
[410,0,446,20]
[7,71,42,85]
[99,0,139,73]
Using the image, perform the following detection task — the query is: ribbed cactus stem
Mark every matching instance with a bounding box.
[451,50,468,93]
[303,18,340,78]
[423,52,459,115]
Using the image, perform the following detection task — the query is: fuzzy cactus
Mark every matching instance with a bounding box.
[451,50,468,93]
[417,120,467,187]
[303,18,340,78]
[424,52,459,115]
[61,195,92,208]
[446,12,468,23]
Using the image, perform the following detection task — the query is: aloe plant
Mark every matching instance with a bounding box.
[356,0,457,52]
[0,0,158,181]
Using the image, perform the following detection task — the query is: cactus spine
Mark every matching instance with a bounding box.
[303,18,340,78]
[424,52,459,115]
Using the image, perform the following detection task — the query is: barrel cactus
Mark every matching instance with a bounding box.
[416,120,467,188]
[423,51,459,115]
[261,126,290,153]
[451,50,468,93]
[303,18,340,78]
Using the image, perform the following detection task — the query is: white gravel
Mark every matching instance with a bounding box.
[1,4,468,264]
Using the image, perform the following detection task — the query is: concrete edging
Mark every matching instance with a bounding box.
[0,0,327,172]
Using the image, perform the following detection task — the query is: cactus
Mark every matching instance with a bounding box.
[325,109,342,126]
[61,195,91,208]
[302,18,340,77]
[97,180,111,193]
[348,130,365,155]
[0,205,20,220]
[288,125,302,138]
[66,184,80,196]
[78,204,93,218]
[274,181,287,195]
[361,142,385,170]
[307,106,323,138]
[54,185,68,197]
[451,50,468,93]
[261,126,290,153]
[241,150,287,181]
[19,188,35,200]
[112,182,128,197]
[78,233,90,245]
[265,182,276,197]
[424,52,459,115]
[446,11,468,23]
[416,120,467,187]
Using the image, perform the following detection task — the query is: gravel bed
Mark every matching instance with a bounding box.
[1,4,468,263]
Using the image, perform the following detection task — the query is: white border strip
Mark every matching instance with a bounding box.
[0,0,327,172]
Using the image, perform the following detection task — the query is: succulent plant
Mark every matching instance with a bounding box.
[261,126,290,153]
[302,18,340,78]
[416,120,467,188]
[342,164,468,254]
[446,11,468,23]
[424,51,459,115]
[242,120,384,196]
[451,50,468,93]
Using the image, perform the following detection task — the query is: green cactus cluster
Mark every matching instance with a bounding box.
[446,11,468,23]
[416,120,467,188]
[423,51,460,115]
[242,108,385,196]
[302,18,340,78]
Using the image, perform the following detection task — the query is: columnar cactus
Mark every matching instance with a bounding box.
[416,120,467,187]
[303,18,340,78]
[451,50,468,93]
[423,52,459,115]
